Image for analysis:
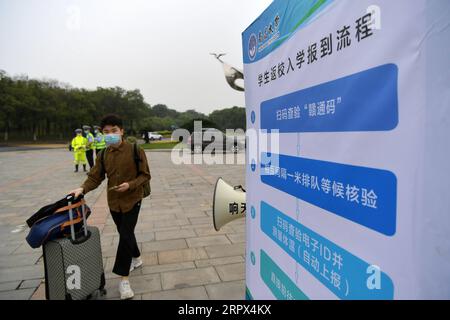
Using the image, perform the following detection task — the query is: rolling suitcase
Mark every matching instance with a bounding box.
[42,194,106,300]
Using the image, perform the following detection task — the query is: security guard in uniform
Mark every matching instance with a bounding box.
[71,129,88,172]
[93,125,106,158]
[83,125,95,171]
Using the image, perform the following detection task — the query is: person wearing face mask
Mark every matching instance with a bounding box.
[93,125,106,158]
[83,125,95,172]
[69,114,151,300]
[71,128,88,173]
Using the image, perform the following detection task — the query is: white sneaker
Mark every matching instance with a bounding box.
[129,257,143,272]
[119,280,134,300]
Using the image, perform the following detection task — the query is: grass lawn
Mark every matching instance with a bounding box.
[140,141,184,150]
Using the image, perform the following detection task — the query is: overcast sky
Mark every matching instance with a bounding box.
[0,0,272,114]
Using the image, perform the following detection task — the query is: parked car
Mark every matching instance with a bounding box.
[188,128,244,154]
[143,132,163,141]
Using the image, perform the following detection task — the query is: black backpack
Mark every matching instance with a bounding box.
[98,143,151,198]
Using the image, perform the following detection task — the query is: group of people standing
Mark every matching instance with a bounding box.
[71,125,106,173]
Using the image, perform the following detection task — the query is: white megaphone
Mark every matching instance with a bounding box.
[212,178,246,231]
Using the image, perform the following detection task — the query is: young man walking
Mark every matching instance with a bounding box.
[70,114,151,299]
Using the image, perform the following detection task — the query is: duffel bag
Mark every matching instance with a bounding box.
[26,198,91,249]
[26,195,85,228]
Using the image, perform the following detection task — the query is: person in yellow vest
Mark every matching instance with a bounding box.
[83,125,95,171]
[93,125,106,158]
[71,129,88,172]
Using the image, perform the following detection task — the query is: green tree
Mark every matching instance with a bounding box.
[209,106,246,130]
[0,70,246,142]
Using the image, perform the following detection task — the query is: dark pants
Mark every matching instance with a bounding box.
[86,149,94,169]
[110,201,141,277]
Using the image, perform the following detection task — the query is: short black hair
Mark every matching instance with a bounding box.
[100,114,123,130]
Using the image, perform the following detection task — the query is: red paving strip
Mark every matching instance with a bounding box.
[30,186,109,300]
[30,282,46,300]
[187,164,217,186]
[88,187,109,233]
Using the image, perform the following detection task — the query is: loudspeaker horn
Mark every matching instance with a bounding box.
[212,178,246,231]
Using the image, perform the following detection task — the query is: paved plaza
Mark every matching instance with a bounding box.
[0,147,246,300]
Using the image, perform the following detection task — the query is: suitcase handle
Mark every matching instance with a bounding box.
[80,199,88,237]
[67,194,88,241]
[70,230,92,245]
[66,193,84,202]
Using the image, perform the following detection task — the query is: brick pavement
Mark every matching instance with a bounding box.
[0,148,246,300]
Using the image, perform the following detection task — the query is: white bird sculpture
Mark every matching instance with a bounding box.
[210,53,245,92]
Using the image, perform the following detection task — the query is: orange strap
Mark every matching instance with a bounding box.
[60,216,83,231]
[54,199,86,214]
